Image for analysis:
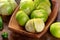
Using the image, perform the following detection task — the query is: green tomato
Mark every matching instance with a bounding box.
[0,0,17,15]
[50,22,60,38]
[16,11,29,26]
[34,0,51,8]
[20,0,34,15]
[7,6,13,15]
[36,2,51,15]
[30,9,48,22]
[34,0,42,8]
[42,0,51,6]
[25,18,45,33]
[8,0,17,10]
[0,2,13,15]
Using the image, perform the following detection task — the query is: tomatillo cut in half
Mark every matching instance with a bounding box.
[25,18,45,33]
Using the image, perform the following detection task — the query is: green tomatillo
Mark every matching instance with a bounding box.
[0,0,17,15]
[20,0,34,15]
[30,9,48,22]
[36,2,51,15]
[50,22,60,38]
[16,10,29,26]
[34,0,51,8]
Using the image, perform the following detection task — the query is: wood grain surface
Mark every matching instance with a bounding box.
[0,0,60,40]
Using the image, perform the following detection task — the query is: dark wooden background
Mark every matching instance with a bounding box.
[0,0,60,40]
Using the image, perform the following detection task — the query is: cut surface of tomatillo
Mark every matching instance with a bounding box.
[25,18,45,33]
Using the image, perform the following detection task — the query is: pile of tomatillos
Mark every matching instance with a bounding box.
[0,0,60,39]
[16,0,51,33]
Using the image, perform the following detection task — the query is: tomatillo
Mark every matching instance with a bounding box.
[16,10,29,26]
[50,22,60,38]
[20,0,34,15]
[25,18,45,33]
[30,9,48,22]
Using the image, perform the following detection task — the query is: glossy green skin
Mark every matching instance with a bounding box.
[2,32,8,38]
[34,0,42,8]
[50,22,60,38]
[34,0,51,8]
[20,0,34,15]
[30,9,48,22]
[36,2,51,15]
[0,16,3,30]
[36,1,50,9]
[16,11,29,26]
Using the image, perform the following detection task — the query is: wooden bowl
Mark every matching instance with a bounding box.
[8,0,58,38]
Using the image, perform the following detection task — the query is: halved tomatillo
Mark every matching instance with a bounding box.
[25,18,45,33]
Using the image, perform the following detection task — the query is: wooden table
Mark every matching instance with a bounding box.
[0,0,60,40]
